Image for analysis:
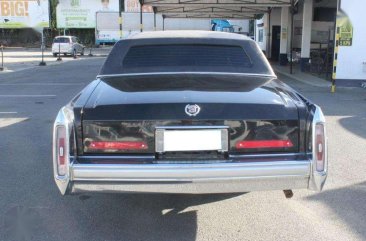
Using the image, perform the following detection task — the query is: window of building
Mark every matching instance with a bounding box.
[258,29,264,42]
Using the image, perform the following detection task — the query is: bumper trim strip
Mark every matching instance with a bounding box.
[64,160,312,194]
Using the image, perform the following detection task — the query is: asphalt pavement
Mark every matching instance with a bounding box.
[0,47,111,72]
[0,58,365,241]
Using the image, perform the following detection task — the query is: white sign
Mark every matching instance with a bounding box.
[56,0,119,28]
[96,11,120,44]
[0,0,49,28]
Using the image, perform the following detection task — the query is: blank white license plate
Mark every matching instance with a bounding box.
[155,129,228,152]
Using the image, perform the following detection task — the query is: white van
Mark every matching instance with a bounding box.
[52,36,85,57]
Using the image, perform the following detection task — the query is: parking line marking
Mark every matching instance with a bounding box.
[0,95,56,97]
[0,112,18,114]
[0,118,28,128]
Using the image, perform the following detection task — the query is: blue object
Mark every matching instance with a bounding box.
[211,19,234,32]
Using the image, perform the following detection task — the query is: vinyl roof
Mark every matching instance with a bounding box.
[143,0,292,19]
[100,30,274,76]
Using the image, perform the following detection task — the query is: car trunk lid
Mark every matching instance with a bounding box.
[80,74,300,157]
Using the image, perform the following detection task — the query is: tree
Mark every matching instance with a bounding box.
[49,0,59,30]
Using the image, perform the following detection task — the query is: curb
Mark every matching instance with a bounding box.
[0,56,105,74]
[273,66,331,88]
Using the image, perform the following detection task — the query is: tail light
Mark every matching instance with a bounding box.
[315,123,325,172]
[236,140,293,149]
[309,105,328,191]
[86,141,148,151]
[55,125,67,176]
[53,107,75,195]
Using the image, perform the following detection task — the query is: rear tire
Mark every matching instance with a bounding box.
[53,53,57,57]
[81,48,84,56]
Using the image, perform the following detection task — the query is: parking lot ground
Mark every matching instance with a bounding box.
[0,47,111,73]
[0,58,365,241]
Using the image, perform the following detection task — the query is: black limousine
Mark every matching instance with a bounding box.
[53,31,327,196]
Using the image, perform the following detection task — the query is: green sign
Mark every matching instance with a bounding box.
[337,10,353,46]
[56,0,119,29]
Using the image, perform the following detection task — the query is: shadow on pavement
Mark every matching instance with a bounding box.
[306,182,366,240]
[338,116,366,139]
[73,193,243,241]
[2,192,244,241]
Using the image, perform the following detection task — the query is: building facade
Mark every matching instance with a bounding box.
[255,0,365,87]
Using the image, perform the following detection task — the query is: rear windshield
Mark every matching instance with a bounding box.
[100,40,274,75]
[123,45,252,69]
[53,37,70,43]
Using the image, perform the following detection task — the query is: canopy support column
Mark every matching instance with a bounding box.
[162,15,165,31]
[290,0,295,74]
[280,7,290,65]
[153,7,157,31]
[266,8,272,59]
[300,0,313,71]
[119,0,123,39]
[139,0,143,32]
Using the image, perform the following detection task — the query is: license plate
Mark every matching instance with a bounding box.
[155,128,228,152]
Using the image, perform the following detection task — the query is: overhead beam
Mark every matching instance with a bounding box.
[155,6,268,13]
[144,0,291,3]
[164,16,255,19]
[161,12,256,16]
[156,11,261,14]
[162,13,255,19]
[147,3,291,7]
[143,0,291,7]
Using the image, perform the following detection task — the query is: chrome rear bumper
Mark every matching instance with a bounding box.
[54,160,326,195]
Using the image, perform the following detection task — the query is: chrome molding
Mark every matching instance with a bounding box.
[79,153,302,160]
[68,160,311,194]
[71,176,309,194]
[53,106,74,195]
[70,160,310,182]
[229,153,305,158]
[78,153,303,161]
[155,125,229,130]
[96,72,277,79]
[79,155,156,160]
[308,105,328,191]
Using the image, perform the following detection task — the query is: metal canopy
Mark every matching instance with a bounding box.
[160,12,263,19]
[154,5,269,19]
[143,0,292,19]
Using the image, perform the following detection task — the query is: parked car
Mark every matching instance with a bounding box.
[53,31,327,197]
[51,36,84,57]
